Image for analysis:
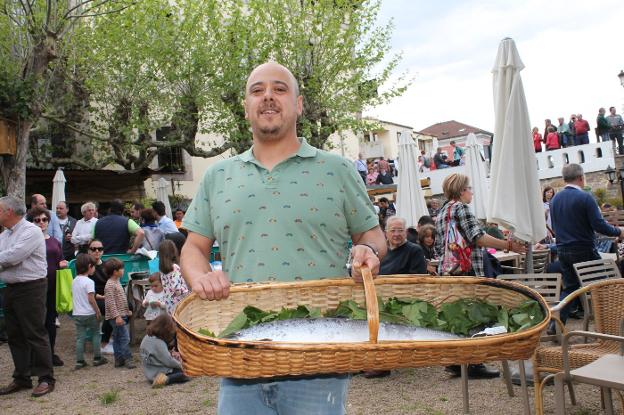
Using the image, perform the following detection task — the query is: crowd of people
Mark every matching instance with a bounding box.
[533,109,624,153]
[0,193,193,397]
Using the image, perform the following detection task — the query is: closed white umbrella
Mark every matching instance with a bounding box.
[464,133,488,220]
[156,177,173,218]
[487,38,546,243]
[396,131,429,227]
[52,168,67,210]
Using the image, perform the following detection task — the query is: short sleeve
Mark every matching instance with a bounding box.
[182,171,215,239]
[127,219,139,234]
[338,159,379,235]
[87,279,95,294]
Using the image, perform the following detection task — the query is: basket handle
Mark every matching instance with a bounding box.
[361,266,379,344]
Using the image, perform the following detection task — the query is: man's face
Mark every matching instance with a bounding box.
[34,195,47,209]
[385,220,407,248]
[379,200,388,209]
[0,203,10,227]
[244,63,303,142]
[558,118,564,125]
[599,108,605,115]
[130,207,141,219]
[83,206,96,220]
[611,108,617,115]
[577,114,583,120]
[174,210,184,221]
[56,202,68,219]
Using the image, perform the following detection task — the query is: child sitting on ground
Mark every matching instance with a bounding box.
[140,314,190,388]
[72,253,108,369]
[142,273,166,325]
[158,240,189,314]
[104,258,135,369]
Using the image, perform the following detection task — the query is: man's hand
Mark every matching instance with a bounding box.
[188,270,231,300]
[349,245,380,282]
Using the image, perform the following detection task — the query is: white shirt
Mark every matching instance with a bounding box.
[157,216,179,234]
[142,289,166,320]
[0,218,47,283]
[71,217,98,245]
[72,275,96,316]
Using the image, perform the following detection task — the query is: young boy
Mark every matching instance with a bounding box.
[72,254,108,369]
[142,273,166,325]
[103,258,135,369]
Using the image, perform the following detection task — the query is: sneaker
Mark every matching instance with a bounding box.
[114,358,125,368]
[75,360,88,370]
[152,373,168,388]
[101,343,114,354]
[55,317,60,328]
[124,358,137,369]
[52,354,64,367]
[93,357,108,367]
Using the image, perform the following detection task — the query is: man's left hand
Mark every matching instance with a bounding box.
[350,245,380,282]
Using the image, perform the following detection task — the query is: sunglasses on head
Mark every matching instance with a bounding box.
[34,217,49,223]
[89,247,104,252]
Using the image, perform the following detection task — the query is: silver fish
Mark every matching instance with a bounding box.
[227,318,462,343]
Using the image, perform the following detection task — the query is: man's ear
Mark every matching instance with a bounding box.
[296,95,303,116]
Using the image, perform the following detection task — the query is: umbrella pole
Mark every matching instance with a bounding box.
[524,244,533,273]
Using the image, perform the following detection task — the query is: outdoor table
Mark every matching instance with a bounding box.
[493,251,522,268]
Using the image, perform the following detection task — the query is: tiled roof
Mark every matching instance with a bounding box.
[416,120,492,139]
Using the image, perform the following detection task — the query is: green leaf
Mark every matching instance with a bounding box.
[218,311,249,338]
[198,328,216,337]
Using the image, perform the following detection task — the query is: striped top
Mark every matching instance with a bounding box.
[104,278,130,320]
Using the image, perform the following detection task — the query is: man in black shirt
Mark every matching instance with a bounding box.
[379,216,427,275]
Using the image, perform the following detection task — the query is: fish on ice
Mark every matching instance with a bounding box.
[226,318,463,343]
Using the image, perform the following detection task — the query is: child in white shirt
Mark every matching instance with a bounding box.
[72,254,108,369]
[142,273,166,324]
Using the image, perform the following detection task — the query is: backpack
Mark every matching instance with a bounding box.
[423,156,431,168]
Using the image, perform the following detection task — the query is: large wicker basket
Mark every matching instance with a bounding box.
[173,271,550,378]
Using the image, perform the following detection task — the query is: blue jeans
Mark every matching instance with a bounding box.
[108,317,131,361]
[576,132,589,145]
[218,375,350,415]
[74,314,101,362]
[557,245,600,323]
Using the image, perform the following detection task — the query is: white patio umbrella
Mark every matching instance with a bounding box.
[155,177,173,218]
[396,131,429,227]
[464,133,488,220]
[487,38,546,244]
[51,168,67,210]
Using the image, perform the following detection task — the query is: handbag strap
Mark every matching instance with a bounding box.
[443,201,456,252]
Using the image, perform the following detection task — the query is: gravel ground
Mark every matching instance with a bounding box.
[0,315,618,415]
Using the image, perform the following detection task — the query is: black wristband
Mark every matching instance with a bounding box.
[354,243,379,258]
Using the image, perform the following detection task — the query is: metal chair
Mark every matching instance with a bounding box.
[500,249,550,274]
[534,279,624,415]
[573,259,622,332]
[552,319,624,415]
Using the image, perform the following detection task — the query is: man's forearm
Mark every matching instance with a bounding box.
[180,243,213,286]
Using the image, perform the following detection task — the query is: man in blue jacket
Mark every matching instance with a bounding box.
[550,163,624,323]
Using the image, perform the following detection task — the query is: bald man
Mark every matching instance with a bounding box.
[181,62,386,414]
[29,194,62,243]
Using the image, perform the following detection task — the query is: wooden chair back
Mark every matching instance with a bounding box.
[498,273,561,305]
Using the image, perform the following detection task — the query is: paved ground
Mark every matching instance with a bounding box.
[0,315,616,414]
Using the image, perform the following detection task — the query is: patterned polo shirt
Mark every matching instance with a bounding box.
[183,139,378,283]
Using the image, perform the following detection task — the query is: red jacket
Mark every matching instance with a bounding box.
[533,132,543,151]
[546,132,560,150]
[574,119,590,135]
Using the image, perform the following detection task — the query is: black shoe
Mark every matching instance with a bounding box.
[0,381,32,395]
[363,370,391,378]
[445,365,462,377]
[467,364,500,379]
[52,354,64,367]
[569,310,584,320]
[546,321,556,336]
[114,358,125,368]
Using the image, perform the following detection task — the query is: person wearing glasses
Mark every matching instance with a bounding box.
[30,207,68,368]
[71,202,98,254]
[87,239,114,354]
[379,216,427,275]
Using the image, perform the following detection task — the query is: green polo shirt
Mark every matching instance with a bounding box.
[183,139,378,283]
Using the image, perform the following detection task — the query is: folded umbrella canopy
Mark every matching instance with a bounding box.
[487,38,546,244]
[156,177,173,219]
[464,133,488,220]
[396,131,429,227]
[52,168,67,211]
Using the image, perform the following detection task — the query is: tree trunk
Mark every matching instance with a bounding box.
[1,120,31,200]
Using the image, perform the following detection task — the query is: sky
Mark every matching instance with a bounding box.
[365,0,624,136]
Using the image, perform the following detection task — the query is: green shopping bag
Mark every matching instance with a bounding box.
[56,269,73,314]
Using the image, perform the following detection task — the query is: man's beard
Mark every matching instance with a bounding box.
[256,125,282,141]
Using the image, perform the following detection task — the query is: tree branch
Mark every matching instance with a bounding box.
[40,113,109,142]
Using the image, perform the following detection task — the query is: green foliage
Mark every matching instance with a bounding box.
[202,298,545,338]
[0,69,36,121]
[100,389,119,405]
[606,197,623,209]
[593,188,607,206]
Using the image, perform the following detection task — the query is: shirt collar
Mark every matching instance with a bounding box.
[565,184,583,190]
[8,217,28,233]
[239,138,318,163]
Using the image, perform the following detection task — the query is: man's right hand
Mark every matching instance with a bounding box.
[189,270,231,300]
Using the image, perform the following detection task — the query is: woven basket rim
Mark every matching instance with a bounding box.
[173,275,551,350]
